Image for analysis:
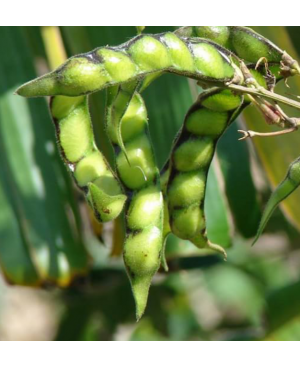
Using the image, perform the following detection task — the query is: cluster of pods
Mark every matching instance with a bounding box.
[17,26,300,319]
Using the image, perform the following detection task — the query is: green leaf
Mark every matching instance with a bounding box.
[205,162,231,248]
[218,120,261,238]
[253,158,300,245]
[0,26,88,286]
[265,278,300,336]
[0,175,39,285]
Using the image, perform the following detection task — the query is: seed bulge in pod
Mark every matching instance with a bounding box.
[161,33,195,72]
[174,138,214,172]
[186,108,229,136]
[124,226,162,277]
[51,96,85,120]
[191,43,234,80]
[128,36,171,72]
[127,186,162,230]
[59,105,93,162]
[74,151,108,187]
[93,173,124,197]
[97,49,137,82]
[201,90,241,112]
[172,205,204,239]
[194,27,231,49]
[107,94,147,144]
[87,182,126,222]
[230,27,282,63]
[168,171,206,208]
[117,135,156,189]
[62,57,112,95]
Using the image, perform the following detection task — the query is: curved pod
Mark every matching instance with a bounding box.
[17,33,243,98]
[50,95,126,223]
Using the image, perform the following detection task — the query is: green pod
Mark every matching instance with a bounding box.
[105,85,163,320]
[254,157,300,245]
[175,26,300,77]
[17,33,242,98]
[166,88,244,256]
[50,95,126,223]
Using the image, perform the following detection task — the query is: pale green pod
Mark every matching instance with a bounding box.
[105,84,164,320]
[106,93,148,144]
[116,135,157,190]
[58,104,94,162]
[50,95,126,223]
[16,33,241,98]
[123,226,162,319]
[254,158,300,245]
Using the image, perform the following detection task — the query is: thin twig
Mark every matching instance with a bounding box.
[228,84,300,111]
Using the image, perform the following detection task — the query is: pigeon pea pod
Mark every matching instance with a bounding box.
[105,84,163,320]
[254,157,300,245]
[50,95,126,222]
[175,26,300,77]
[16,33,243,98]
[166,88,244,256]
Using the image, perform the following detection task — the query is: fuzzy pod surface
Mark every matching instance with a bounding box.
[175,26,300,77]
[165,88,244,257]
[105,83,164,320]
[16,33,243,98]
[50,95,127,223]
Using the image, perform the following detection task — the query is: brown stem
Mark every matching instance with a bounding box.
[238,126,298,141]
[228,84,300,111]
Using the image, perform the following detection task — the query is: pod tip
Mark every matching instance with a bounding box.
[131,277,151,321]
[15,73,57,97]
[207,241,227,261]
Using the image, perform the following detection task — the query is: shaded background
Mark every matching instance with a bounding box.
[1,26,300,341]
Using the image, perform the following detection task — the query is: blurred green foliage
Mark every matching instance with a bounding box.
[0,26,300,341]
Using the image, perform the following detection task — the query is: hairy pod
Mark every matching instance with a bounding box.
[105,84,163,320]
[50,95,126,222]
[254,157,300,245]
[175,26,300,77]
[17,33,243,98]
[165,88,244,256]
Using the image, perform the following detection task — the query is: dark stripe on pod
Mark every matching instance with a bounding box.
[84,52,104,64]
[165,88,244,255]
